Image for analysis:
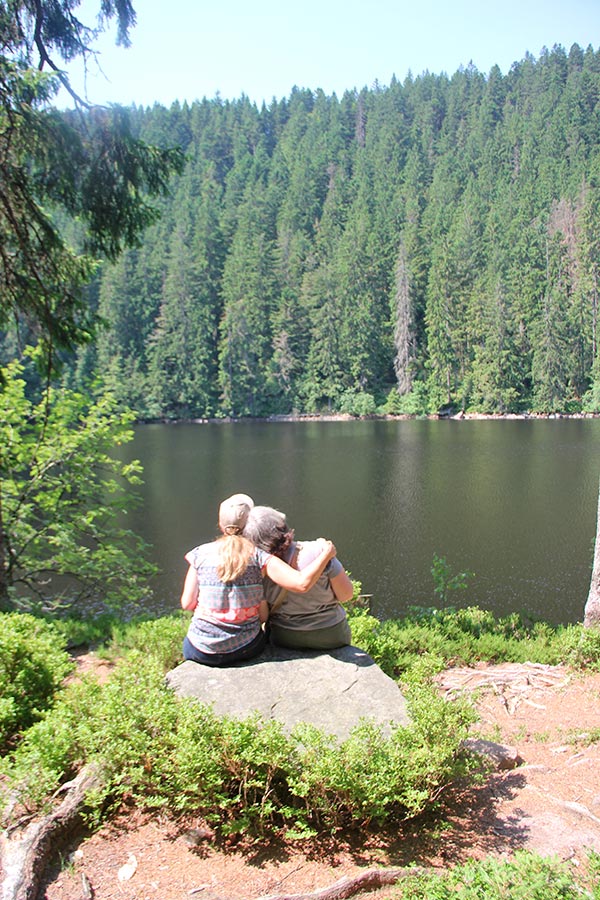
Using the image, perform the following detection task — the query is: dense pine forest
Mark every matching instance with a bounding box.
[21,44,600,418]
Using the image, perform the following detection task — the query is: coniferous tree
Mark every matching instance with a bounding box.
[147,169,224,418]
[218,180,277,416]
[0,1,183,366]
[392,241,417,396]
[39,44,600,419]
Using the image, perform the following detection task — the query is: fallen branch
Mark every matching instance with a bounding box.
[261,866,433,900]
[1,763,104,900]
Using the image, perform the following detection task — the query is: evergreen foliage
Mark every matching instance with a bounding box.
[33,43,600,417]
[0,0,184,367]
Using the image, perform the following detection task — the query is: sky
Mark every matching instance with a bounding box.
[61,0,600,109]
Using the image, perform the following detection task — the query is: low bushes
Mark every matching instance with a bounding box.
[1,605,599,839]
[0,651,476,834]
[347,605,599,677]
[0,613,73,749]
[391,850,600,900]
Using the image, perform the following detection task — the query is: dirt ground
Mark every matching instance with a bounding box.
[30,661,600,899]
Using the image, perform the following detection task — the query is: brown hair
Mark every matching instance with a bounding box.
[243,506,294,559]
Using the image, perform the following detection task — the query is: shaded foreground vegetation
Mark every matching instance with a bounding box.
[1,606,599,839]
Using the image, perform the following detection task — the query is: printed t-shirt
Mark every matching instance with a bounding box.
[185,541,271,654]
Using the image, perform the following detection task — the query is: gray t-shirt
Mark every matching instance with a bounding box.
[264,540,347,631]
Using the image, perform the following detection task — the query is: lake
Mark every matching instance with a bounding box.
[121,419,600,625]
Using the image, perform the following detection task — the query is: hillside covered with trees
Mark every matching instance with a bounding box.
[8,43,600,418]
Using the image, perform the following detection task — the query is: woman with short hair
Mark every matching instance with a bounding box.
[244,505,354,650]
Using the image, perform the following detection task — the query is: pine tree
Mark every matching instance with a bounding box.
[0,2,183,365]
[392,242,417,396]
[147,169,224,418]
[218,183,277,416]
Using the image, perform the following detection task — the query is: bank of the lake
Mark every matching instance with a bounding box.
[116,416,600,625]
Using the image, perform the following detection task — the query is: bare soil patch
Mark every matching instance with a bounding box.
[28,659,600,899]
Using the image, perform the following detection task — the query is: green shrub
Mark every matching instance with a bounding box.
[562,625,600,671]
[51,613,122,650]
[0,652,475,836]
[3,605,599,841]
[338,390,377,417]
[0,613,73,748]
[289,682,476,829]
[99,614,188,671]
[396,850,598,899]
[347,606,598,678]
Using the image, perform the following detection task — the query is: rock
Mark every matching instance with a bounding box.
[165,644,410,741]
[182,826,215,848]
[117,853,137,882]
[462,737,523,770]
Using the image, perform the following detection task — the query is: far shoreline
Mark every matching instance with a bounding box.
[138,410,600,425]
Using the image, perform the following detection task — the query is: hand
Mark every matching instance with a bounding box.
[316,538,336,560]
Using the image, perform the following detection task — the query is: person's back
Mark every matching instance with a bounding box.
[245,506,354,650]
[181,494,270,666]
[185,538,270,655]
[180,495,338,664]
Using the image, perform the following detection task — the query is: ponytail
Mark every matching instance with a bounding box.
[216,532,254,582]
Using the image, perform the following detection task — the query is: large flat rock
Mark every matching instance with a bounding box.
[165,644,410,741]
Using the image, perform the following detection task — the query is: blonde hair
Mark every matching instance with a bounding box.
[216,533,254,582]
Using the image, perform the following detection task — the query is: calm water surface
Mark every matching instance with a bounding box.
[122,420,600,625]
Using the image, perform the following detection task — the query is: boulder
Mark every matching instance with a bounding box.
[461,737,523,770]
[165,643,410,742]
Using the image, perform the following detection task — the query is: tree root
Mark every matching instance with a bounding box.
[1,763,104,900]
[261,865,433,900]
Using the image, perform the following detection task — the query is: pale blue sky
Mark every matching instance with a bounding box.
[63,0,600,108]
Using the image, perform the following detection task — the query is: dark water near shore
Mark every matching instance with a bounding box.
[121,419,600,625]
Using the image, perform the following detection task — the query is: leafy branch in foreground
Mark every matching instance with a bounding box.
[0,613,73,750]
[0,356,156,612]
[0,1,184,361]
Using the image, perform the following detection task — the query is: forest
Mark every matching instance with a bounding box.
[5,42,600,419]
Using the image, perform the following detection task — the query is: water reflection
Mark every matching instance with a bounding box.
[119,420,600,625]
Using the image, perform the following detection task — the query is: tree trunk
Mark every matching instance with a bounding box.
[1,764,104,900]
[584,479,600,627]
[0,484,11,611]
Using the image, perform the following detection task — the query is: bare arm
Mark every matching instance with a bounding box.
[330,570,355,603]
[259,599,269,623]
[180,565,199,610]
[265,540,336,593]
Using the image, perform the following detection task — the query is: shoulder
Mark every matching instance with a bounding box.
[296,540,343,576]
[185,541,218,567]
[252,547,273,569]
[294,540,319,568]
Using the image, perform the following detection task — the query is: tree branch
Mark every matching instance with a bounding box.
[261,866,434,900]
[1,763,105,900]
